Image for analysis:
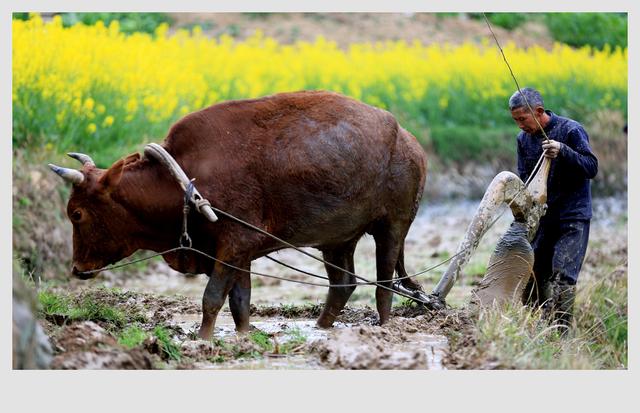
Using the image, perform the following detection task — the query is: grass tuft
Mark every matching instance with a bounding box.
[38,290,71,316]
[118,325,148,349]
[473,266,627,369]
[153,326,182,361]
[249,330,274,352]
[68,298,127,327]
[279,328,307,354]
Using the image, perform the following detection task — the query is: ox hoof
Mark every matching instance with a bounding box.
[234,324,253,334]
[316,319,334,329]
[377,316,390,326]
[197,328,213,340]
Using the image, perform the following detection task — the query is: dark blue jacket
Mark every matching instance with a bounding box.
[517,110,598,221]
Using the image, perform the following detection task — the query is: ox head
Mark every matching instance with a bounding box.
[49,153,140,279]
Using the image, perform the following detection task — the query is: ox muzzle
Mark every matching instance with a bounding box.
[71,265,100,280]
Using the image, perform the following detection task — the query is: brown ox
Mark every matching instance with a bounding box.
[50,91,427,339]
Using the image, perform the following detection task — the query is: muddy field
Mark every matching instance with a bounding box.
[37,196,627,370]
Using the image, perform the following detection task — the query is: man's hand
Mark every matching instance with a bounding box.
[542,140,562,158]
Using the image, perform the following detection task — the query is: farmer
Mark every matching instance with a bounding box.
[509,87,598,332]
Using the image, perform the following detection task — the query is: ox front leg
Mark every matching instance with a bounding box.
[198,263,237,340]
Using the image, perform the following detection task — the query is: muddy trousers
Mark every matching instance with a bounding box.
[523,220,590,331]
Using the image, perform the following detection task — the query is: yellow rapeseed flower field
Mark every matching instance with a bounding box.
[12,14,627,160]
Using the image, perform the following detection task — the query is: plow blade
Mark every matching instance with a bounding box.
[399,157,551,310]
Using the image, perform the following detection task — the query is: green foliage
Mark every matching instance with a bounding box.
[225,23,241,37]
[36,287,146,329]
[38,290,71,316]
[118,325,148,349]
[249,330,274,352]
[179,21,215,32]
[435,12,460,20]
[279,328,307,354]
[12,13,30,21]
[470,12,533,30]
[474,271,627,369]
[476,304,587,369]
[242,12,273,20]
[544,13,627,50]
[67,298,127,327]
[277,303,323,318]
[59,12,173,35]
[468,12,627,50]
[575,273,627,367]
[397,297,418,309]
[153,326,182,361]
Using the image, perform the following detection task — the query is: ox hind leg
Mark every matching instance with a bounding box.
[397,245,423,292]
[229,271,252,333]
[372,220,408,325]
[198,260,251,339]
[316,240,359,328]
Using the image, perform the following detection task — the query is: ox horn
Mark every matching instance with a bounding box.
[48,164,85,184]
[67,152,95,167]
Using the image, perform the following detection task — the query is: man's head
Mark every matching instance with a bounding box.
[509,87,549,135]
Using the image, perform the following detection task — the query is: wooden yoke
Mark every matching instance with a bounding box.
[144,143,218,223]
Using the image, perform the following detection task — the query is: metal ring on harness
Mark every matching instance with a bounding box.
[180,179,196,248]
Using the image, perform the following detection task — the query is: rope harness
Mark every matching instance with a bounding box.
[75,15,550,308]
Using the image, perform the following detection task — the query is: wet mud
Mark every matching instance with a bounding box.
[51,322,153,369]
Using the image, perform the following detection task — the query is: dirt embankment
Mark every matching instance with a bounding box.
[169,13,554,50]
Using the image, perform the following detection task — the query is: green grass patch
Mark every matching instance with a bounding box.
[473,269,627,369]
[68,298,127,327]
[249,331,274,352]
[468,12,627,50]
[279,328,307,354]
[36,287,146,329]
[59,12,173,35]
[153,326,182,361]
[574,273,627,367]
[118,325,149,349]
[544,13,627,50]
[38,290,71,316]
[475,303,591,369]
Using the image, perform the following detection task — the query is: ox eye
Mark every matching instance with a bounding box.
[71,210,83,221]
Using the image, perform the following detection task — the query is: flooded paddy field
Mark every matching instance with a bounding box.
[39,196,627,370]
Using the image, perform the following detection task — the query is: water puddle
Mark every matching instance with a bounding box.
[411,333,448,370]
[171,313,448,370]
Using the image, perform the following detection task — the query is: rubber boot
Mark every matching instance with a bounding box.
[553,279,576,335]
[522,274,553,309]
[538,277,555,319]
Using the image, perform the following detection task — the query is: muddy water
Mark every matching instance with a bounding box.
[171,312,448,370]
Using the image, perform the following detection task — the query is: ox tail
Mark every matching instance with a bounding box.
[395,245,424,292]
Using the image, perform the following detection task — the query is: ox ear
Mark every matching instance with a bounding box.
[123,152,141,166]
[98,158,126,190]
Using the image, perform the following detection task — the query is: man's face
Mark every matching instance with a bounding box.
[510,106,544,135]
